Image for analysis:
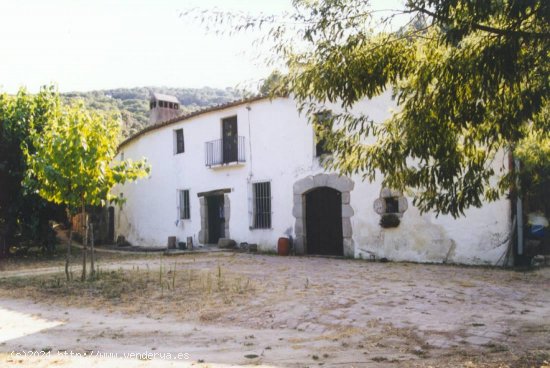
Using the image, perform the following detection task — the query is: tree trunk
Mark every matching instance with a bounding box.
[90,223,95,279]
[81,202,87,282]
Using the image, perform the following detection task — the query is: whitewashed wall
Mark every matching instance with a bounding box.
[114,94,511,265]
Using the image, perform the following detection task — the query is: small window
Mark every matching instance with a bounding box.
[385,197,399,213]
[175,104,179,110]
[314,110,333,157]
[150,101,156,109]
[174,129,184,154]
[169,102,174,109]
[252,181,271,229]
[179,190,190,220]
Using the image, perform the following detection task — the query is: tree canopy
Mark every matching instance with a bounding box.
[25,98,150,280]
[25,101,150,211]
[0,87,63,256]
[194,0,549,217]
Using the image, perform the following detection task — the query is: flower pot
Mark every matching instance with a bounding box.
[277,237,290,256]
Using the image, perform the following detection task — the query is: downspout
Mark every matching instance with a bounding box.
[246,106,254,228]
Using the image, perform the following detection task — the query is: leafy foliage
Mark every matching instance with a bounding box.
[25,101,150,210]
[259,70,285,95]
[0,87,64,257]
[195,0,549,217]
[515,104,550,215]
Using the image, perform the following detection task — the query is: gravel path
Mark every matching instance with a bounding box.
[1,253,549,367]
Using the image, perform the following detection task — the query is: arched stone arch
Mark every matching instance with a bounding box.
[292,173,354,256]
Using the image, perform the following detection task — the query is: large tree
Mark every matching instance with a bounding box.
[0,87,63,258]
[25,100,150,280]
[193,0,549,217]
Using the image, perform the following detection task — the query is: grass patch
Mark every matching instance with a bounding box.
[0,261,257,322]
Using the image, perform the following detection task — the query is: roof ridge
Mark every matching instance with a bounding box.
[118,94,271,150]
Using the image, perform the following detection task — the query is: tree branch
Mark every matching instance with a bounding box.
[413,6,550,41]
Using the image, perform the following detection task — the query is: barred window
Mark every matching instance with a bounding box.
[179,190,190,220]
[174,129,184,154]
[252,181,271,229]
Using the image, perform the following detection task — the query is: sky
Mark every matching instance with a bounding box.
[0,0,405,94]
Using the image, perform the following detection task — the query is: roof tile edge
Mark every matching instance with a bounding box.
[118,94,274,150]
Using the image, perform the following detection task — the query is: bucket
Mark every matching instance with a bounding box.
[277,237,290,256]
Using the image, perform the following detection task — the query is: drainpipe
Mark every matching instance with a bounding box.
[515,158,524,256]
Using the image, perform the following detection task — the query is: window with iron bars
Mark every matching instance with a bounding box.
[251,181,271,229]
[178,189,190,220]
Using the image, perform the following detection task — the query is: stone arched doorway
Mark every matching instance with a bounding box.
[292,174,354,256]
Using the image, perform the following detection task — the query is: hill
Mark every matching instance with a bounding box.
[62,87,243,137]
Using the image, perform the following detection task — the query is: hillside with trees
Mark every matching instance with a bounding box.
[62,86,243,137]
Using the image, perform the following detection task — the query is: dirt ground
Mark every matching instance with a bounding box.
[0,252,549,368]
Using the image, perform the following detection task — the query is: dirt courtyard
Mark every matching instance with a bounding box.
[0,252,549,367]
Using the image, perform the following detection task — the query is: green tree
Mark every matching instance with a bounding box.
[192,0,549,217]
[0,87,63,258]
[25,100,150,280]
[259,70,285,95]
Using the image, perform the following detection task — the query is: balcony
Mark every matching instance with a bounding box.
[205,136,246,168]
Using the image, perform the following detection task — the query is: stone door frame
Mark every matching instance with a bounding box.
[292,174,354,256]
[198,189,231,244]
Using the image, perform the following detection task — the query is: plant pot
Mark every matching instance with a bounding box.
[277,237,290,256]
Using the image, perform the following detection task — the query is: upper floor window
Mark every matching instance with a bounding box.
[174,128,184,154]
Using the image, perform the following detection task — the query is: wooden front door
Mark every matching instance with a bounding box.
[305,187,343,256]
[222,117,238,163]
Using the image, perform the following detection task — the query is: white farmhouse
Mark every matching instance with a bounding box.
[113,92,512,265]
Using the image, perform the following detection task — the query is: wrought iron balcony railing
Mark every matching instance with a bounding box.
[205,136,246,167]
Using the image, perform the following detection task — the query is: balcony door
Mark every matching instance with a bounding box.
[222,116,238,163]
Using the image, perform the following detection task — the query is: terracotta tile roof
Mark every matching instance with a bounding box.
[118,95,271,150]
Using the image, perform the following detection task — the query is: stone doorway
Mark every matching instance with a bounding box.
[293,174,354,256]
[198,189,231,245]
